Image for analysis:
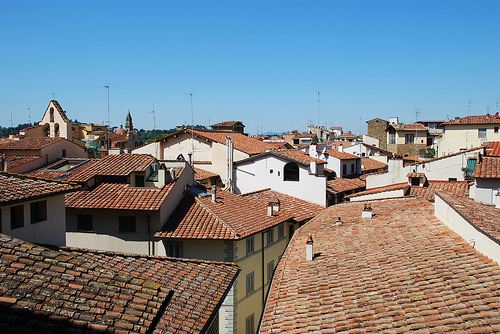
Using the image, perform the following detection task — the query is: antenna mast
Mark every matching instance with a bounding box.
[415,108,421,122]
[28,107,32,125]
[316,90,320,125]
[186,92,194,165]
[103,84,110,127]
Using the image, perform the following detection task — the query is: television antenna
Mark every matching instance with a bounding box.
[28,107,32,124]
[316,90,320,125]
[103,84,110,127]
[149,103,156,131]
[415,108,421,122]
[185,92,194,165]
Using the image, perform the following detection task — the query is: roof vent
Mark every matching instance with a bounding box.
[306,236,314,261]
[335,217,343,226]
[362,204,373,219]
[211,185,217,203]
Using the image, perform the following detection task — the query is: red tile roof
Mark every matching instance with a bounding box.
[27,158,96,181]
[3,155,43,171]
[388,123,428,131]
[156,189,322,240]
[361,157,388,173]
[327,178,366,194]
[194,167,218,181]
[411,146,484,166]
[346,182,408,199]
[475,157,500,178]
[0,137,65,150]
[443,113,500,125]
[0,172,80,205]
[235,149,326,166]
[486,141,500,156]
[108,131,128,143]
[210,120,244,127]
[0,233,238,333]
[409,180,469,201]
[260,198,500,333]
[325,149,359,160]
[436,191,500,243]
[65,181,176,211]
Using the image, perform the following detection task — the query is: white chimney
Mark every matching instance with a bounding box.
[211,185,217,203]
[309,161,317,175]
[335,217,343,226]
[306,236,314,261]
[389,117,399,125]
[226,136,234,192]
[158,164,167,185]
[338,144,344,152]
[495,189,500,209]
[362,204,373,219]
[309,144,317,157]
[169,168,176,181]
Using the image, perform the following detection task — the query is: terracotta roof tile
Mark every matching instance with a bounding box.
[346,182,408,199]
[27,158,96,181]
[388,123,428,131]
[0,233,238,333]
[485,141,500,157]
[65,181,177,211]
[436,191,500,243]
[194,167,218,181]
[325,149,359,160]
[2,155,43,171]
[409,180,469,201]
[156,189,322,240]
[327,178,366,193]
[271,150,326,165]
[443,113,500,125]
[361,157,388,173]
[0,137,65,150]
[260,198,500,333]
[475,157,500,178]
[0,172,80,205]
[210,120,244,127]
[411,146,484,166]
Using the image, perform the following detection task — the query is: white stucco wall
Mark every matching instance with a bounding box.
[234,156,327,206]
[348,188,406,202]
[473,179,500,205]
[434,194,499,264]
[40,102,73,141]
[438,124,500,157]
[1,195,66,245]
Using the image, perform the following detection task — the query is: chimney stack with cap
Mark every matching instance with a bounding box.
[211,185,217,203]
[267,194,281,217]
[306,236,314,261]
[362,204,373,219]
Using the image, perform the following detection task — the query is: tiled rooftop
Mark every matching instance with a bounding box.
[65,182,176,211]
[327,178,366,194]
[409,180,469,201]
[156,189,322,240]
[475,157,500,179]
[346,182,408,199]
[361,157,387,173]
[260,198,500,333]
[0,172,80,205]
[443,113,500,125]
[0,233,238,333]
[411,146,484,166]
[194,167,218,181]
[325,149,359,160]
[270,150,326,165]
[27,158,96,181]
[2,155,43,171]
[486,141,500,157]
[389,123,428,131]
[436,191,500,243]
[0,137,65,150]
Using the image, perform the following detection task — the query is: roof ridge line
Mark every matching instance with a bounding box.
[195,197,241,238]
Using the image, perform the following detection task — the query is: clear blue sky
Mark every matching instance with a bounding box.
[1,0,499,134]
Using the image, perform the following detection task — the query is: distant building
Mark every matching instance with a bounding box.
[386,119,428,157]
[366,118,389,150]
[307,124,342,142]
[437,113,500,157]
[108,111,141,155]
[283,130,318,148]
[211,120,245,133]
[309,144,361,178]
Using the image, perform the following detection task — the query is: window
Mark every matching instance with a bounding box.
[278,223,285,239]
[283,162,299,181]
[135,175,145,187]
[30,201,47,224]
[246,236,254,255]
[245,314,255,334]
[494,127,499,133]
[266,229,274,246]
[119,216,136,233]
[49,107,54,122]
[166,241,183,258]
[269,169,273,174]
[405,133,415,144]
[351,164,355,174]
[448,178,457,182]
[389,130,396,144]
[10,205,24,230]
[267,260,275,284]
[342,164,347,175]
[62,149,67,158]
[411,177,420,186]
[478,128,487,138]
[77,214,93,232]
[246,272,255,295]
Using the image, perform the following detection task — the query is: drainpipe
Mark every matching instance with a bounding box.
[261,231,265,309]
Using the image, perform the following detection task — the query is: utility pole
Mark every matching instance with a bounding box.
[316,90,320,125]
[103,84,110,127]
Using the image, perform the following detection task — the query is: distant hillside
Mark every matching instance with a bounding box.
[0,123,32,138]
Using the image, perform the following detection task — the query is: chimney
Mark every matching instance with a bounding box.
[338,144,344,152]
[211,185,217,203]
[306,236,314,261]
[158,164,167,185]
[309,161,317,175]
[169,168,176,181]
[495,189,500,209]
[267,194,280,216]
[335,216,343,226]
[362,204,373,219]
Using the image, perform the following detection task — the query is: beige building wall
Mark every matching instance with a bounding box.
[438,124,500,157]
[1,194,66,246]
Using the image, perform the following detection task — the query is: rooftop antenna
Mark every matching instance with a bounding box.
[467,99,472,114]
[316,90,320,125]
[149,103,158,158]
[52,91,56,99]
[415,108,421,122]
[185,92,194,165]
[27,107,32,125]
[10,110,13,135]
[103,84,110,127]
